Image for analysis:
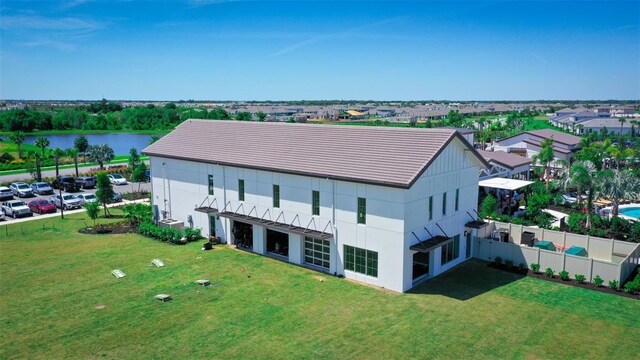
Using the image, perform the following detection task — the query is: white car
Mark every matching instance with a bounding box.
[108,174,128,185]
[76,193,98,205]
[0,186,13,201]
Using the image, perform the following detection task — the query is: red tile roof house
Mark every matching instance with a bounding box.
[143,120,489,292]
[491,129,582,168]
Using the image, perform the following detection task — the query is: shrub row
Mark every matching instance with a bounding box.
[138,220,204,245]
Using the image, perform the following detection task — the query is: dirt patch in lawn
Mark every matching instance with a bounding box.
[78,221,138,235]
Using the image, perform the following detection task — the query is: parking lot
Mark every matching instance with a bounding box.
[0,181,151,224]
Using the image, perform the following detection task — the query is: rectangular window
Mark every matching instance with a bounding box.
[304,237,330,269]
[357,197,366,224]
[442,192,447,216]
[429,196,433,221]
[238,179,245,201]
[208,175,214,195]
[455,189,459,211]
[273,184,280,208]
[441,235,460,266]
[209,215,216,237]
[312,190,320,216]
[343,245,378,278]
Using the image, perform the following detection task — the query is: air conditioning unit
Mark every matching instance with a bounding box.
[158,219,184,231]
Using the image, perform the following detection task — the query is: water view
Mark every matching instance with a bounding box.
[24,133,159,155]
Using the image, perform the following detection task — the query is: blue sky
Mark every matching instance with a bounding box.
[1,1,639,100]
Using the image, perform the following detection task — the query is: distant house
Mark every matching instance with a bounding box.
[492,129,582,167]
[345,109,366,120]
[478,150,531,180]
[548,107,638,135]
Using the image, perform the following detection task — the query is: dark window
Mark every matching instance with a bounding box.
[273,185,280,208]
[429,196,433,220]
[238,179,245,201]
[209,215,216,237]
[442,192,447,216]
[441,235,460,266]
[455,188,460,211]
[344,245,378,278]
[312,190,320,216]
[208,175,214,195]
[357,197,366,224]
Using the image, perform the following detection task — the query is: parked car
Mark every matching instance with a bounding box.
[0,208,4,221]
[30,182,54,195]
[52,176,81,192]
[111,192,123,203]
[0,186,13,201]
[75,193,98,206]
[10,182,34,198]
[75,176,96,189]
[27,199,57,214]
[108,173,128,185]
[1,200,33,218]
[561,192,587,204]
[50,194,82,210]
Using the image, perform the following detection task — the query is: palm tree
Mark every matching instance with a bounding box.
[7,131,26,159]
[561,161,597,227]
[618,117,627,135]
[67,148,79,177]
[53,148,65,179]
[34,137,50,157]
[598,169,640,216]
[531,138,555,190]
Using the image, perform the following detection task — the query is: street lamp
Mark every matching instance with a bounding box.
[58,176,64,220]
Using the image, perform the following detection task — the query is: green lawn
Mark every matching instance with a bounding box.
[1,213,638,359]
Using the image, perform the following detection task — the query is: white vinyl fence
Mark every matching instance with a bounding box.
[474,237,624,283]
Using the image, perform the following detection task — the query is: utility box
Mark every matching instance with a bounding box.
[521,231,535,247]
[158,219,184,231]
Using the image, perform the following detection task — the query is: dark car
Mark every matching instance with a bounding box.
[52,176,81,192]
[75,176,96,189]
[28,199,57,214]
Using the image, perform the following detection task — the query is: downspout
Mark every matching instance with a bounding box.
[331,178,338,276]
[222,165,228,244]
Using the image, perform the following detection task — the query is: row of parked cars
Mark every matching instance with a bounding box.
[0,192,124,220]
[0,174,129,200]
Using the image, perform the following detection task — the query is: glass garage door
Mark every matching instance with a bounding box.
[304,237,330,270]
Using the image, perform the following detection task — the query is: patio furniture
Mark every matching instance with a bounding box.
[533,241,556,251]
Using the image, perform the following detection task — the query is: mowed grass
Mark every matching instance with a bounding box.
[1,214,638,359]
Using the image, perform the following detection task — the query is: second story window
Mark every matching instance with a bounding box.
[273,184,280,208]
[442,192,447,216]
[429,196,433,220]
[208,175,214,195]
[357,197,366,224]
[238,179,245,201]
[455,188,459,211]
[312,190,320,215]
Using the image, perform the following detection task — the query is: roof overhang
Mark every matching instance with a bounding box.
[479,178,533,191]
[218,211,333,240]
[410,235,451,253]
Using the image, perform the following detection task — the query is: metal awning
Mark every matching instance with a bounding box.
[479,178,533,191]
[195,207,218,214]
[410,235,451,253]
[218,211,333,240]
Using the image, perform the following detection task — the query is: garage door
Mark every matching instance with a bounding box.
[304,236,330,270]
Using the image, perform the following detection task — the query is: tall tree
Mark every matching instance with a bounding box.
[7,131,26,159]
[34,137,50,157]
[53,148,65,178]
[87,144,115,170]
[74,135,89,163]
[128,147,140,170]
[95,171,114,217]
[618,117,627,135]
[531,138,555,190]
[561,160,597,228]
[67,148,79,177]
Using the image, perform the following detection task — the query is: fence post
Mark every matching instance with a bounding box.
[586,235,591,254]
[537,248,541,264]
[561,252,566,272]
[562,231,567,250]
[588,258,593,282]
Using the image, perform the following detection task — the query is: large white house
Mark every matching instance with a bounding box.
[143,120,489,292]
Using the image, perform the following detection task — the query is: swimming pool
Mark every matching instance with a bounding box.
[620,207,640,219]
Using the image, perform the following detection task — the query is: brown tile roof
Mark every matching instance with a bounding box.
[526,129,582,146]
[142,120,488,189]
[523,139,573,154]
[478,150,531,170]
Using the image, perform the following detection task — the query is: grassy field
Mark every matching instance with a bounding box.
[1,213,638,359]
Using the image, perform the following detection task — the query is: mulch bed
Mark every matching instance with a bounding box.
[488,262,639,300]
[78,221,138,235]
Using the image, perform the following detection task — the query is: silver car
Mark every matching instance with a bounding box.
[10,182,34,198]
[50,194,82,210]
[0,186,13,201]
[76,193,98,205]
[31,182,54,195]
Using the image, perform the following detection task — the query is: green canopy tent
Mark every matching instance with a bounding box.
[565,246,587,257]
[533,241,556,251]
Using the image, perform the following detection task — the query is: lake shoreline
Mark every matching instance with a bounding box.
[0,129,170,137]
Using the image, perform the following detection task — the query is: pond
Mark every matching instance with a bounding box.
[24,133,160,155]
